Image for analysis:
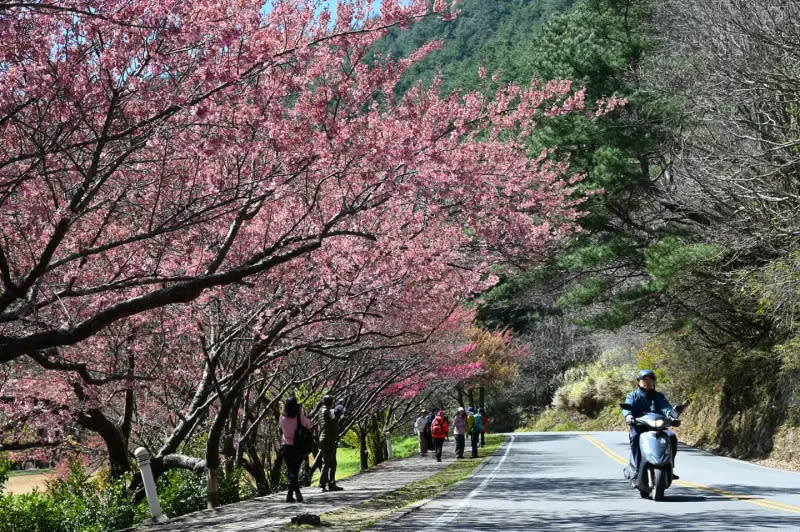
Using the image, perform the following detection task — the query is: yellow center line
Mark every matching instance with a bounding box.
[580,434,800,515]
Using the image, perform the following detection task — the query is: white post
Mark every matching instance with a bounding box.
[385,430,393,460]
[134,447,167,523]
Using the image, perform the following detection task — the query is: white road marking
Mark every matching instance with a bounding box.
[429,434,516,530]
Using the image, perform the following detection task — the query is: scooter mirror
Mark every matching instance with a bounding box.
[675,401,690,414]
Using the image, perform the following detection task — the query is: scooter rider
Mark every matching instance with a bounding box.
[622,369,680,479]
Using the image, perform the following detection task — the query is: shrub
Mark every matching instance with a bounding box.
[0,490,64,532]
[155,467,245,518]
[0,453,10,492]
[0,458,135,532]
[551,350,636,415]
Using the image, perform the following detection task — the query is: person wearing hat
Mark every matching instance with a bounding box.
[318,394,344,492]
[451,407,468,458]
[414,409,429,456]
[621,369,680,478]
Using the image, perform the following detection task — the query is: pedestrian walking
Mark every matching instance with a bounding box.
[470,408,483,458]
[430,410,449,462]
[279,395,313,503]
[414,410,429,456]
[426,408,436,454]
[452,407,467,458]
[318,394,344,492]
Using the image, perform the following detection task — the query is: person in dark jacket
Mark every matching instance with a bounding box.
[425,408,436,454]
[621,369,680,478]
[478,407,488,447]
[318,395,344,492]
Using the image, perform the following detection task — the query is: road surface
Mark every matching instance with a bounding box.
[369,432,800,531]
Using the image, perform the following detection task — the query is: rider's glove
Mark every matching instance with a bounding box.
[625,415,634,424]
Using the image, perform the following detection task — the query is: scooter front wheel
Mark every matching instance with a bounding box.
[652,468,665,501]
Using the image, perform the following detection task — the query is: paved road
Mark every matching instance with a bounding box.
[369,432,800,531]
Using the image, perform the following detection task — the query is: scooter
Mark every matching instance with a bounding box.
[620,401,687,501]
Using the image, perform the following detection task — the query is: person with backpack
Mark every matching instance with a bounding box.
[430,410,449,462]
[470,408,484,458]
[452,407,468,459]
[279,395,313,503]
[318,395,344,492]
[414,409,429,456]
[426,408,436,454]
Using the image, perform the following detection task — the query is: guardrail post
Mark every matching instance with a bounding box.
[134,447,167,523]
[385,430,393,460]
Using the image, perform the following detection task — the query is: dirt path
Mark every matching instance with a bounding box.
[3,471,56,494]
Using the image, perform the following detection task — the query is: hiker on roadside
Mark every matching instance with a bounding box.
[470,408,484,458]
[479,408,488,447]
[430,410,449,462]
[318,395,344,492]
[426,407,436,454]
[414,409,429,456]
[452,407,467,459]
[279,395,313,503]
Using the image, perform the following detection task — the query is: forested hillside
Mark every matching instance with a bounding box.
[383,0,800,465]
[370,0,576,94]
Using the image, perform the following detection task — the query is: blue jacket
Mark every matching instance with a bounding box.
[622,387,677,419]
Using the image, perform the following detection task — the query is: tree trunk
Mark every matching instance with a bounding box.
[268,446,283,490]
[241,454,270,496]
[207,466,220,509]
[456,385,464,407]
[367,413,386,465]
[467,388,475,408]
[479,386,485,410]
[222,397,241,476]
[358,424,369,471]
[205,396,237,508]
[75,409,131,478]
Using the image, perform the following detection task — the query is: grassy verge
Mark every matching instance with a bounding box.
[290,434,505,531]
[518,405,626,432]
[7,468,53,477]
[310,435,421,485]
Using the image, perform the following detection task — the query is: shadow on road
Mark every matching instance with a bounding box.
[511,433,578,444]
[378,509,800,530]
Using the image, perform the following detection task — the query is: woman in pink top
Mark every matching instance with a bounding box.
[279,395,313,503]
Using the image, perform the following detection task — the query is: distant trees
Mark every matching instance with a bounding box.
[650,0,800,341]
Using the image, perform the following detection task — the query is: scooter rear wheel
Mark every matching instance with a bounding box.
[639,489,649,498]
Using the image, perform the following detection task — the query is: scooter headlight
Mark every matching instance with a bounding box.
[653,418,664,429]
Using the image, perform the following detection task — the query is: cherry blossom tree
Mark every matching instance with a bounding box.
[0,0,611,507]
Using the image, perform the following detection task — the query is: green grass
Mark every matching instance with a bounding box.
[310,435,421,485]
[389,435,419,460]
[290,434,505,531]
[7,468,52,477]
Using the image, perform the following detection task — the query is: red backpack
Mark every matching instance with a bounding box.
[431,415,447,438]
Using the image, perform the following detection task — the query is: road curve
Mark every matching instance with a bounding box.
[368,432,800,531]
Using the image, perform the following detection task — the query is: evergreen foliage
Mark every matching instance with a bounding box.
[370,0,577,95]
